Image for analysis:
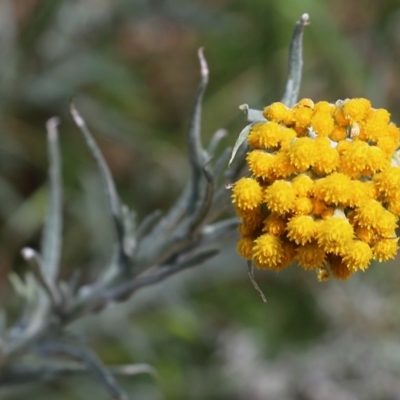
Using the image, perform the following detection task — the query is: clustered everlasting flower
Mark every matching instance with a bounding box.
[232,98,400,281]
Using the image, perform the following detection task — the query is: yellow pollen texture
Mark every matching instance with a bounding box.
[232,98,400,281]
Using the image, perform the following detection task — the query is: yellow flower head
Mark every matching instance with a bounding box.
[232,177,263,211]
[340,140,372,178]
[288,137,318,171]
[296,242,326,270]
[232,97,400,281]
[291,174,314,196]
[374,166,400,200]
[311,111,335,137]
[286,215,317,245]
[314,173,352,205]
[271,151,295,178]
[264,180,296,214]
[263,102,289,122]
[263,213,287,236]
[329,255,353,280]
[372,238,398,261]
[246,150,275,180]
[247,121,283,149]
[316,213,353,255]
[354,199,397,237]
[313,137,340,175]
[253,233,284,269]
[342,98,371,123]
[237,237,254,260]
[342,240,372,271]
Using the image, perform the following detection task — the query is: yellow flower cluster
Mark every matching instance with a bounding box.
[232,98,400,281]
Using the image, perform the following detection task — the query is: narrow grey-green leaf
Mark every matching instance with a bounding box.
[239,104,266,122]
[228,123,253,167]
[187,48,209,214]
[21,247,62,309]
[70,101,127,265]
[281,13,310,107]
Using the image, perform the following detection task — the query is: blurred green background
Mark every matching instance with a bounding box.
[1,0,400,399]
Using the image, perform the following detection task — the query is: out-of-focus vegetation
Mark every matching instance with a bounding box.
[1,1,400,399]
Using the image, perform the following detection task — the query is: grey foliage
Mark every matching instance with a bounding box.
[0,14,308,399]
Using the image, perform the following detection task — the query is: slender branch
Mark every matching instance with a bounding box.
[135,209,162,241]
[105,248,219,302]
[36,341,128,400]
[0,362,156,386]
[41,117,62,278]
[247,261,267,303]
[21,248,63,309]
[185,165,214,236]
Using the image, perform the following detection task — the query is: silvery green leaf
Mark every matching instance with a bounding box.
[228,122,253,167]
[239,104,266,122]
[281,13,310,107]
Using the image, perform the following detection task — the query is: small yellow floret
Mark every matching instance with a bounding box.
[374,166,400,200]
[377,136,399,155]
[232,177,263,211]
[296,242,326,270]
[248,121,283,149]
[364,108,391,141]
[340,140,371,178]
[317,267,330,281]
[291,174,314,196]
[313,137,339,175]
[330,126,348,142]
[329,256,353,280]
[314,173,352,205]
[343,98,371,123]
[312,199,330,216]
[279,128,297,150]
[286,215,317,245]
[246,150,274,180]
[354,225,376,244]
[387,197,400,216]
[260,121,283,148]
[372,238,398,261]
[288,137,318,171]
[263,213,286,236]
[342,240,372,271]
[263,102,289,122]
[238,208,264,236]
[253,233,284,269]
[334,106,348,127]
[264,180,296,214]
[237,237,254,259]
[296,98,315,109]
[316,214,354,254]
[311,112,335,136]
[293,105,313,128]
[354,199,397,236]
[314,101,334,114]
[293,197,313,215]
[366,146,390,175]
[346,181,375,208]
[277,240,298,270]
[271,151,295,178]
